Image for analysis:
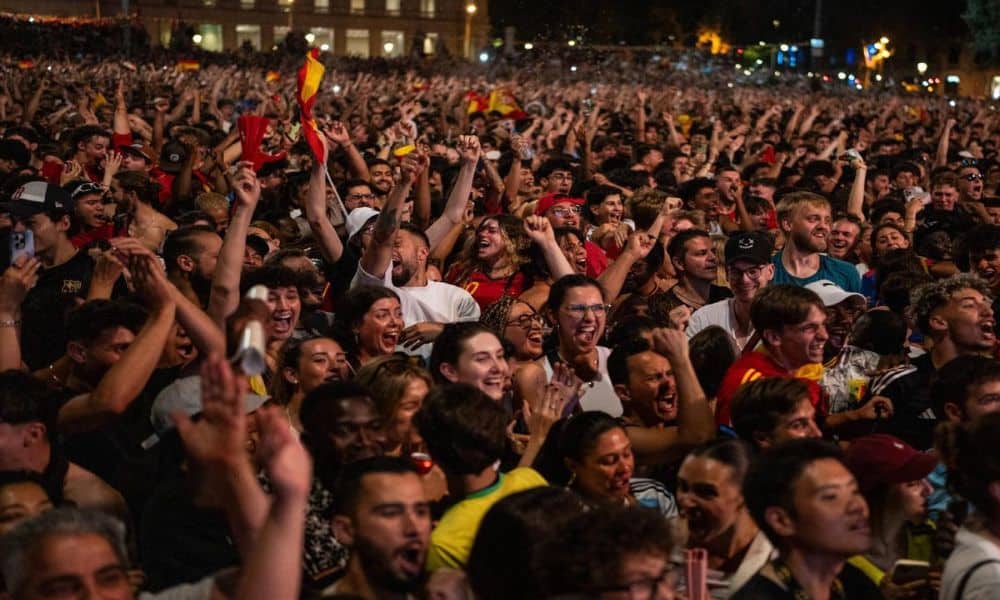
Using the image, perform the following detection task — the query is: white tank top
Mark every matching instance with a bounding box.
[542,346,623,417]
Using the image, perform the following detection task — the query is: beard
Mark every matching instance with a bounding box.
[353,535,425,594]
[392,263,415,287]
[792,228,826,253]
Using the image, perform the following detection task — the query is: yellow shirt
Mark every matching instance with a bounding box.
[426,468,547,571]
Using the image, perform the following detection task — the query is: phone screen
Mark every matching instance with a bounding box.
[10,230,34,263]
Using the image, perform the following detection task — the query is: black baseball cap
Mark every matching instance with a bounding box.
[0,181,72,218]
[725,231,773,265]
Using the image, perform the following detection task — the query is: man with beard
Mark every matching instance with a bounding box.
[869,274,996,451]
[163,225,223,307]
[771,192,862,292]
[353,154,480,357]
[368,159,395,207]
[687,231,774,351]
[734,439,880,599]
[803,280,867,363]
[327,457,432,599]
[715,285,828,428]
[650,229,732,327]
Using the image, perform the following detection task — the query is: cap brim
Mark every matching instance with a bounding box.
[823,290,866,306]
[0,201,44,218]
[120,148,152,161]
[897,452,938,484]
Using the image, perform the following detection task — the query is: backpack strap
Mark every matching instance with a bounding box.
[955,558,1000,599]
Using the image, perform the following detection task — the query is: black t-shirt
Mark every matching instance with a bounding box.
[869,352,937,451]
[21,251,93,370]
[732,562,880,599]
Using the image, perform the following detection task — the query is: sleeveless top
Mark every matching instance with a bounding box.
[541,346,622,417]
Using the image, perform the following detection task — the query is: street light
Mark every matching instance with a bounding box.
[305,32,315,44]
[464,3,477,59]
[524,42,533,50]
[384,41,395,54]
[880,36,889,44]
[192,33,203,44]
[917,62,928,74]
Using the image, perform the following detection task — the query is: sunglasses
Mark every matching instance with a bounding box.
[71,182,104,198]
[963,173,984,182]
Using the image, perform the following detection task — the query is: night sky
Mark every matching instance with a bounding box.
[488,0,968,53]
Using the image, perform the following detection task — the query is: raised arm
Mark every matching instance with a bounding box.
[598,231,654,300]
[58,254,177,433]
[847,156,868,222]
[305,129,344,265]
[324,119,370,181]
[0,257,40,372]
[425,135,480,249]
[208,163,259,323]
[523,216,575,280]
[358,153,424,279]
[112,79,130,139]
[936,118,955,168]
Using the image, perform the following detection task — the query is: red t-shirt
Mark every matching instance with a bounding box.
[446,267,528,310]
[585,240,608,278]
[715,349,823,427]
[71,224,117,249]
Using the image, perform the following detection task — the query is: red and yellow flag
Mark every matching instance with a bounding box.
[177,59,200,71]
[465,90,489,115]
[487,88,527,119]
[296,48,325,160]
[265,70,281,83]
[238,115,287,173]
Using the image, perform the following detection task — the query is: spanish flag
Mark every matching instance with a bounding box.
[487,88,527,119]
[465,90,489,115]
[177,59,201,71]
[16,59,34,70]
[296,48,325,160]
[266,70,281,83]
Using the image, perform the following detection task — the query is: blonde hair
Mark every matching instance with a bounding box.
[355,355,434,443]
[775,191,829,226]
[195,191,229,213]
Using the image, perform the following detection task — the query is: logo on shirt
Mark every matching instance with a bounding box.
[62,279,82,295]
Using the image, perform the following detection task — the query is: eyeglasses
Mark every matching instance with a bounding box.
[505,313,544,330]
[563,303,611,318]
[963,173,984,182]
[604,566,679,600]
[348,193,377,201]
[726,265,765,280]
[551,205,583,218]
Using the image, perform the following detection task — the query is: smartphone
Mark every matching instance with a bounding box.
[10,230,34,263]
[890,560,930,585]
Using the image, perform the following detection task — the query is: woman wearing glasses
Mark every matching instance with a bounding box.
[515,274,622,418]
[481,296,545,372]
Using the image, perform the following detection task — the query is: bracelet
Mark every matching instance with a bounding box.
[0,318,21,328]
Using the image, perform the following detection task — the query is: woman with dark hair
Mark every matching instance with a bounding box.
[445,214,533,309]
[515,274,621,417]
[330,284,403,369]
[479,296,544,373]
[937,413,1000,599]
[466,486,585,600]
[429,321,510,403]
[676,439,774,598]
[271,335,350,432]
[545,411,677,518]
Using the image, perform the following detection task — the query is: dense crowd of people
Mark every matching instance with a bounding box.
[5,14,1000,600]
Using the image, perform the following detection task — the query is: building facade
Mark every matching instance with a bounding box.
[3,0,489,58]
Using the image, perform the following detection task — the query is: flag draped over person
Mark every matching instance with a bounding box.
[237,115,287,172]
[296,48,326,159]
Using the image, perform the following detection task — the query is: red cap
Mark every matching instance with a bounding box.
[844,434,937,493]
[534,192,584,216]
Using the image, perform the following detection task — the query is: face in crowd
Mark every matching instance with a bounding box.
[438,331,510,403]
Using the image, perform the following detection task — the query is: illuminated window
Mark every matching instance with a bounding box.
[346,29,370,57]
[420,0,435,17]
[236,24,261,50]
[381,30,403,57]
[350,0,365,15]
[385,0,400,15]
[274,25,290,44]
[424,32,438,55]
[310,27,333,52]
[314,0,329,12]
[241,0,254,8]
[198,24,223,52]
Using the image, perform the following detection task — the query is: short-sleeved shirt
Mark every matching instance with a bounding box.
[940,526,1000,600]
[21,251,93,370]
[426,468,546,571]
[770,252,862,293]
[715,350,823,427]
[446,267,529,311]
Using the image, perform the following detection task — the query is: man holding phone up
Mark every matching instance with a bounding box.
[0,181,95,370]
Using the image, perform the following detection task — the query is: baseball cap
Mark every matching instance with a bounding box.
[119,142,154,163]
[159,141,188,174]
[725,231,773,265]
[844,434,937,493]
[534,192,583,216]
[804,279,866,307]
[142,375,269,449]
[0,181,72,218]
[346,207,380,241]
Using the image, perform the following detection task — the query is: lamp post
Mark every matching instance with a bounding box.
[464,3,476,60]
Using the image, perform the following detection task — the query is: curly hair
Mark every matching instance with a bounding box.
[910,273,993,333]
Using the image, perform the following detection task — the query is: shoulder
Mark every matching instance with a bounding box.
[729,573,789,599]
[505,467,548,488]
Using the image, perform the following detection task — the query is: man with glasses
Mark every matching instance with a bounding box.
[536,158,575,195]
[687,232,774,350]
[537,192,608,277]
[341,179,378,212]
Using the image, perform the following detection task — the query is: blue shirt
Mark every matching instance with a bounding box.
[771,252,863,293]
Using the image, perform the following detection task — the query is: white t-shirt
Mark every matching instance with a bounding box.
[542,346,622,417]
[941,525,1000,600]
[686,298,752,350]
[352,263,481,358]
